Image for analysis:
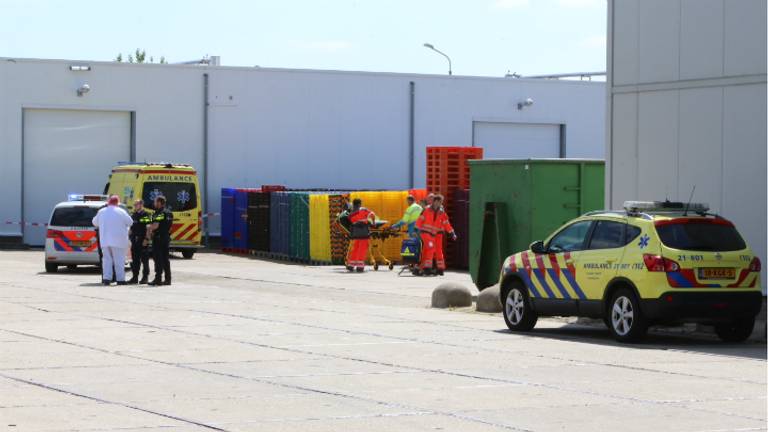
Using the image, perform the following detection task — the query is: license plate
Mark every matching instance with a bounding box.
[70,241,90,248]
[698,268,736,280]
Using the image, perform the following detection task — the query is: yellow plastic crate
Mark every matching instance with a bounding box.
[349,191,409,262]
[309,194,332,262]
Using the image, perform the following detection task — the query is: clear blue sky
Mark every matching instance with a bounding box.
[1,0,606,77]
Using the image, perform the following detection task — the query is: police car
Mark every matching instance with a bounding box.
[44,194,127,273]
[499,201,762,343]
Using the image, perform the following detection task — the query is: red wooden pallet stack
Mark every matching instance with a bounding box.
[425,146,483,268]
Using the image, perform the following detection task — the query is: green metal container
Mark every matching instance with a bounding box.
[469,159,605,289]
[289,193,311,259]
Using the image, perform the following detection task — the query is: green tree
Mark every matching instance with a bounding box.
[115,49,166,63]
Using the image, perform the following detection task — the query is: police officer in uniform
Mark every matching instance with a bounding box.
[128,199,152,284]
[148,195,173,286]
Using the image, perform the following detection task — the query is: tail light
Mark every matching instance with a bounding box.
[46,229,63,239]
[749,257,761,272]
[643,254,680,272]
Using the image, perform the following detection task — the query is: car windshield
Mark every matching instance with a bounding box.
[656,221,746,252]
[142,182,197,211]
[50,206,98,227]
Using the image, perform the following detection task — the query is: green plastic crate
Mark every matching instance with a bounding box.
[289,193,310,259]
[469,159,605,289]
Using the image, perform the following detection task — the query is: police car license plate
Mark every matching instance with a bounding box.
[70,241,90,248]
[698,268,735,280]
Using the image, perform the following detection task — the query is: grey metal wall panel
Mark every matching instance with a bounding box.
[724,0,768,76]
[678,87,723,211]
[722,83,767,277]
[612,0,639,86]
[637,91,678,200]
[680,0,724,80]
[638,0,680,84]
[609,93,639,205]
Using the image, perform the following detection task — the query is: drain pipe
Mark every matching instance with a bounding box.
[409,81,415,188]
[203,73,210,247]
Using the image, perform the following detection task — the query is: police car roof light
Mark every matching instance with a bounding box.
[68,193,109,202]
[623,200,709,213]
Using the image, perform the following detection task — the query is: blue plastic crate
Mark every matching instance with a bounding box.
[233,189,250,250]
[220,188,236,249]
[269,192,291,255]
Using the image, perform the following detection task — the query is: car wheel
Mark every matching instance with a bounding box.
[181,250,195,259]
[608,288,648,342]
[45,262,58,273]
[714,316,755,343]
[503,281,538,331]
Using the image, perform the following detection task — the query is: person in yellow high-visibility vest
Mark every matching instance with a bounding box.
[390,195,423,238]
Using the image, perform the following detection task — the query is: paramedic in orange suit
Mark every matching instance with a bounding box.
[346,198,376,273]
[415,194,456,276]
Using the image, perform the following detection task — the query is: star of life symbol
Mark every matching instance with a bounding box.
[149,188,163,202]
[177,189,191,205]
[638,234,650,249]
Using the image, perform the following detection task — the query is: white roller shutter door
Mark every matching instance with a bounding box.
[473,122,561,159]
[23,109,130,245]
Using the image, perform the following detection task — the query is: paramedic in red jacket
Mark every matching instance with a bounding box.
[415,194,456,275]
[346,198,376,272]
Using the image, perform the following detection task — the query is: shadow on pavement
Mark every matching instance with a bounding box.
[493,324,767,360]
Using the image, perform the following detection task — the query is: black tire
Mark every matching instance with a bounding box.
[388,263,394,271]
[502,281,538,332]
[714,316,755,342]
[607,288,648,342]
[45,262,58,273]
[181,250,195,259]
[373,263,379,271]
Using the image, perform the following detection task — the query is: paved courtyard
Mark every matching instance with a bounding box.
[0,250,765,431]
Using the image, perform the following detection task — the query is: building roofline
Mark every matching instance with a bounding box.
[1,56,606,86]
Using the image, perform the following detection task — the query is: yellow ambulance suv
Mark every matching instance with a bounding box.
[104,163,202,259]
[499,201,762,343]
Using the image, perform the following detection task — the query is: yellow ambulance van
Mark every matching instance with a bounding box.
[104,163,203,259]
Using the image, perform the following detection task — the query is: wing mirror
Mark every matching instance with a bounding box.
[530,240,547,254]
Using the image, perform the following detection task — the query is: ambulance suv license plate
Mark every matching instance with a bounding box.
[698,268,735,280]
[70,241,90,248]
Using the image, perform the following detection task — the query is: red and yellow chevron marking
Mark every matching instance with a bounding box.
[170,222,201,244]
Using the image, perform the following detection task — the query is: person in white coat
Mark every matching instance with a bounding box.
[92,195,133,285]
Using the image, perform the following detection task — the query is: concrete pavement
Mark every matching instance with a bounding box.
[1,250,765,431]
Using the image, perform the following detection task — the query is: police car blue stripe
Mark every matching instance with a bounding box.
[517,270,542,298]
[546,269,572,299]
[532,268,556,298]
[561,269,587,300]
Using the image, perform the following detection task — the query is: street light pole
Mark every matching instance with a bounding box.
[423,43,452,75]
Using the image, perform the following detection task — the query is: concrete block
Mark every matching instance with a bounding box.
[476,284,502,313]
[431,282,472,308]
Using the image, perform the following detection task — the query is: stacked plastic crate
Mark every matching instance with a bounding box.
[425,146,483,268]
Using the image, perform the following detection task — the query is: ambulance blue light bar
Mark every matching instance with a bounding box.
[68,194,109,202]
[623,200,709,213]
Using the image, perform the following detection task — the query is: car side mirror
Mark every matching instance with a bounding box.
[530,240,546,254]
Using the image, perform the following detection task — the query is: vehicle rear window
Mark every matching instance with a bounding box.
[143,183,197,211]
[50,206,98,227]
[655,221,746,251]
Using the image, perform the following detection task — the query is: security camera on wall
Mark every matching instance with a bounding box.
[77,83,90,97]
[517,97,534,110]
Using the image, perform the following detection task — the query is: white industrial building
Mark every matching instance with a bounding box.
[606,0,767,289]
[0,58,605,245]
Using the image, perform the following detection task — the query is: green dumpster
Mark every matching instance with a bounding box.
[469,159,605,290]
